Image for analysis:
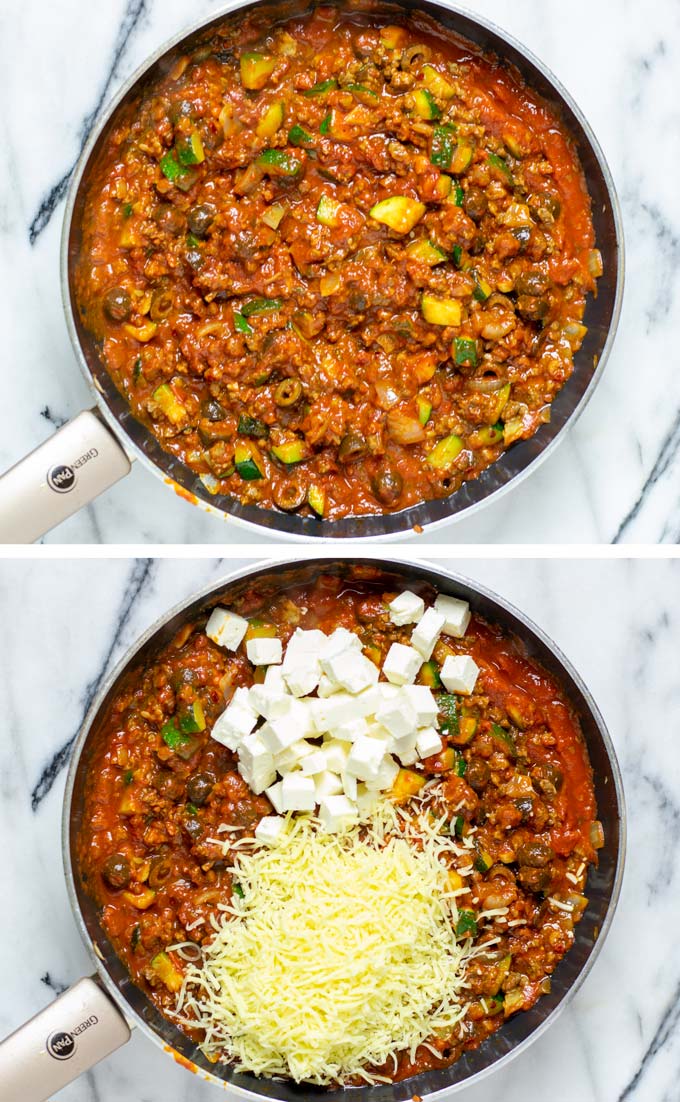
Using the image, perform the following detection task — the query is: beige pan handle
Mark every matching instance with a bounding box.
[0,976,131,1101]
[0,410,131,543]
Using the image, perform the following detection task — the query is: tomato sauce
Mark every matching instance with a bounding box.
[75,7,600,522]
[78,577,600,1085]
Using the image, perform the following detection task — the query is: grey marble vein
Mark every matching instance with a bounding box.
[28,0,150,243]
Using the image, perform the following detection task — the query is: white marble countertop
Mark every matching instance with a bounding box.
[1,0,679,544]
[1,555,677,1101]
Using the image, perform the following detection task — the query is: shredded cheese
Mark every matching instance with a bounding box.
[172,809,475,1085]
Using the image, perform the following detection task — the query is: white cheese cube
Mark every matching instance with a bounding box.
[402,685,439,727]
[383,643,423,686]
[322,739,351,773]
[264,664,287,691]
[333,717,369,743]
[260,699,316,753]
[356,785,381,817]
[206,607,248,652]
[299,750,329,776]
[434,595,471,638]
[377,682,401,700]
[366,754,399,791]
[346,735,388,781]
[388,590,425,626]
[254,815,285,845]
[376,693,417,739]
[285,628,327,659]
[248,683,293,720]
[274,739,315,772]
[441,655,480,695]
[321,628,363,662]
[281,773,316,812]
[322,650,379,695]
[341,771,358,800]
[411,607,446,660]
[211,694,258,751]
[265,781,285,814]
[317,673,340,698]
[312,693,358,733]
[318,795,359,833]
[246,637,283,666]
[416,726,443,759]
[314,771,344,801]
[282,658,321,698]
[396,746,418,766]
[391,729,418,762]
[237,733,276,794]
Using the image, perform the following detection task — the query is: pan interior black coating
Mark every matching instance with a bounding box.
[65,0,622,538]
[67,559,623,1101]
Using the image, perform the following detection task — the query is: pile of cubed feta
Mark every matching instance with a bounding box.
[205,589,480,836]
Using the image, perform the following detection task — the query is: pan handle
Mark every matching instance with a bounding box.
[0,976,131,1102]
[0,409,132,543]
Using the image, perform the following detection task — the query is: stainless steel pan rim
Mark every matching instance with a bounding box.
[60,0,625,542]
[62,555,626,1100]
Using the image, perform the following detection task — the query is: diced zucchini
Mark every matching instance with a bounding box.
[234,442,264,480]
[256,148,302,177]
[316,194,342,227]
[178,701,206,734]
[319,112,332,135]
[151,951,184,993]
[390,768,427,803]
[421,294,462,326]
[492,955,512,995]
[473,274,493,302]
[451,142,474,174]
[308,484,326,516]
[237,414,268,438]
[430,124,456,170]
[491,723,517,757]
[454,752,467,777]
[160,718,191,750]
[256,101,285,140]
[241,297,283,317]
[419,660,442,689]
[153,383,185,425]
[437,693,459,736]
[159,150,185,183]
[452,244,463,268]
[271,440,308,464]
[369,196,426,234]
[405,239,448,266]
[261,202,287,229]
[434,175,452,200]
[453,337,478,366]
[470,424,504,447]
[458,708,479,744]
[488,152,514,184]
[240,52,277,90]
[427,434,464,469]
[413,88,440,120]
[347,83,379,103]
[245,619,278,641]
[234,312,254,335]
[303,78,337,97]
[417,396,432,425]
[455,909,478,937]
[288,124,313,146]
[380,25,408,50]
[176,130,205,166]
[474,847,493,874]
[448,869,464,892]
[422,64,456,99]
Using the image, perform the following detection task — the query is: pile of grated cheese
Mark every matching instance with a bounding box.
[172,808,475,1085]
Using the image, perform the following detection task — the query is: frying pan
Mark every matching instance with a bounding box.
[0,0,624,543]
[0,557,625,1101]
